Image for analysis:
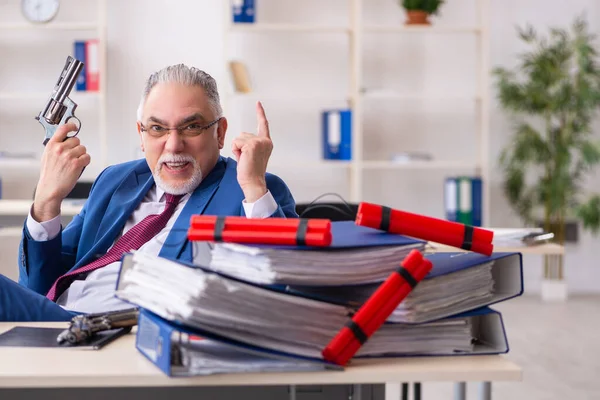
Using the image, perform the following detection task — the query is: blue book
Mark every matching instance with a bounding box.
[471,177,483,226]
[136,308,341,377]
[73,41,87,91]
[444,177,458,221]
[232,0,255,23]
[322,109,352,160]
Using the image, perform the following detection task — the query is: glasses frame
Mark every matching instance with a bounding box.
[140,117,222,138]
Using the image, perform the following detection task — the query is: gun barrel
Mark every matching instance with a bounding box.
[53,56,84,103]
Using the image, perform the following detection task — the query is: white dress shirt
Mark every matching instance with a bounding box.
[26,185,278,314]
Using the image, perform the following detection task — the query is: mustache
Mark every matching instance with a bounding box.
[157,154,196,166]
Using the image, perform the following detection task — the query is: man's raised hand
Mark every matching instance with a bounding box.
[32,122,91,222]
[231,101,273,203]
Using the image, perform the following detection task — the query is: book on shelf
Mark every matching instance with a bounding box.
[73,39,99,92]
[322,109,352,161]
[231,0,255,23]
[229,61,252,93]
[445,176,482,226]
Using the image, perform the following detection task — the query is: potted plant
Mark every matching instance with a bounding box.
[400,0,444,26]
[493,17,600,300]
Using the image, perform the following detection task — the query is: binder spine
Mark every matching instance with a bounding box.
[322,109,352,160]
[232,0,255,23]
[73,41,87,91]
[471,177,483,226]
[444,177,457,222]
[85,39,99,91]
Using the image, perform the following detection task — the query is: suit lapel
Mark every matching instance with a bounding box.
[88,168,155,261]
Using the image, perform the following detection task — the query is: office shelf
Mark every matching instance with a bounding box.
[0,91,104,101]
[223,0,491,223]
[0,23,99,31]
[0,158,39,169]
[362,161,479,170]
[363,25,482,34]
[229,24,351,33]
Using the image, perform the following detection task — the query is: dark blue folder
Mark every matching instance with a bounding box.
[136,308,342,377]
[256,220,425,250]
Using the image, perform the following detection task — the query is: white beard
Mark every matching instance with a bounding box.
[153,153,203,195]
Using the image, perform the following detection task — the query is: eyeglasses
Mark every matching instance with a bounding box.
[140,118,221,138]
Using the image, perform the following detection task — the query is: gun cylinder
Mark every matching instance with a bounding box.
[43,99,67,124]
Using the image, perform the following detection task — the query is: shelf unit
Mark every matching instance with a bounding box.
[0,0,108,183]
[222,0,490,224]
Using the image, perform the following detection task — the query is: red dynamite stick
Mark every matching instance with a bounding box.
[328,259,433,366]
[190,215,331,233]
[355,202,494,256]
[357,202,494,244]
[326,259,432,365]
[187,228,332,247]
[321,250,425,364]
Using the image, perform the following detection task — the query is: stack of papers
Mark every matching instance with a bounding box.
[116,252,475,359]
[209,242,424,286]
[206,221,425,286]
[174,339,329,375]
[291,262,494,323]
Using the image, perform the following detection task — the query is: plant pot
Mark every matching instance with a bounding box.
[541,279,568,302]
[405,10,431,25]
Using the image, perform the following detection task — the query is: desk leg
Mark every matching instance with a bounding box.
[289,385,296,400]
[454,382,466,400]
[350,384,362,400]
[478,382,491,400]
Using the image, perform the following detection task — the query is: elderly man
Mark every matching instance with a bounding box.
[0,64,297,322]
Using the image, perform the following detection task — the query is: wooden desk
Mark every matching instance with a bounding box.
[0,322,521,400]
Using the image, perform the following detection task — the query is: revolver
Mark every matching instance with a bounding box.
[57,308,140,346]
[36,55,84,146]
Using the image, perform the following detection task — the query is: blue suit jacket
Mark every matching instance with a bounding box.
[18,156,298,296]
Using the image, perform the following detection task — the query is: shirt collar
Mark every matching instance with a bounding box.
[156,185,166,202]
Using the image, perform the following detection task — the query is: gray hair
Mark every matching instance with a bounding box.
[136,64,223,122]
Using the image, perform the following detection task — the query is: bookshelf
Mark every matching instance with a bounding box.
[0,0,108,191]
[222,0,490,224]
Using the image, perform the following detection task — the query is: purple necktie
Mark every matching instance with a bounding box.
[46,193,184,302]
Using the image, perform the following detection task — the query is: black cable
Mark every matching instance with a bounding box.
[301,192,355,215]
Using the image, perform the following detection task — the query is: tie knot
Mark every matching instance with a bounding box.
[165,193,183,205]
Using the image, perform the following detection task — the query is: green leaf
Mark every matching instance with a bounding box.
[575,195,600,234]
[401,0,444,14]
[510,123,551,164]
[578,140,600,166]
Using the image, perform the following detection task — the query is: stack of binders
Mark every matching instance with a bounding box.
[116,202,524,376]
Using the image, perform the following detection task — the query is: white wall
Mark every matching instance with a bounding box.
[0,0,598,293]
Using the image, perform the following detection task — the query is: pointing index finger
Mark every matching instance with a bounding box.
[256,101,270,139]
